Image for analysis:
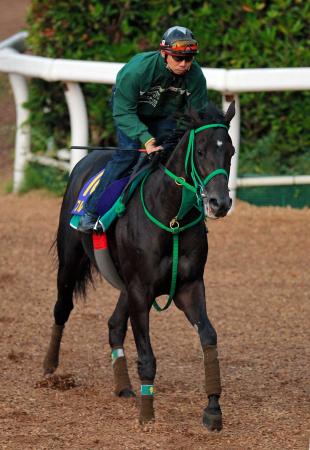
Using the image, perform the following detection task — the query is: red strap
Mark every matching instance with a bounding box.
[92,232,108,250]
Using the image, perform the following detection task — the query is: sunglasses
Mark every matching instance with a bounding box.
[171,55,194,62]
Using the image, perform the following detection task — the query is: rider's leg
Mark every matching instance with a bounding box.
[78,128,140,233]
[78,116,176,233]
[86,127,140,214]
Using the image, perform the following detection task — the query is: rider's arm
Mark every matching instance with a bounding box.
[112,67,154,146]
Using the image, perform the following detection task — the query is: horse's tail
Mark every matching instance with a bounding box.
[55,202,95,299]
[72,252,94,298]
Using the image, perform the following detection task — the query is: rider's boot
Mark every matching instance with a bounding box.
[77,210,98,234]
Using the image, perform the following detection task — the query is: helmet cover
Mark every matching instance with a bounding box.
[160,26,198,55]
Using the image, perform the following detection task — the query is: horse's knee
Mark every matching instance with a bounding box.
[108,315,126,333]
[137,354,156,381]
[199,322,217,348]
[108,316,127,345]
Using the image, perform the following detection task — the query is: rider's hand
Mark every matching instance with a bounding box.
[145,138,163,154]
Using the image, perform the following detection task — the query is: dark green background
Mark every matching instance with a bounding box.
[25,1,310,205]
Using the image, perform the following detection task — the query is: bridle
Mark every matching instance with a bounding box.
[139,123,230,311]
[161,123,229,217]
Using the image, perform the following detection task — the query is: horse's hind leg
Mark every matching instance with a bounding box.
[174,280,222,431]
[108,291,135,398]
[43,237,87,375]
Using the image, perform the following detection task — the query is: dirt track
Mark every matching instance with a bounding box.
[0,191,309,449]
[0,3,309,449]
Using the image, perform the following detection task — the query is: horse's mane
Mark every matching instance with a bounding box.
[156,102,225,155]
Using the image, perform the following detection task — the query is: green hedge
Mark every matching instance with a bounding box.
[26,0,310,177]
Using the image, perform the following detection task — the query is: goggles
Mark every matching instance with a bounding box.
[171,54,194,62]
[160,39,198,54]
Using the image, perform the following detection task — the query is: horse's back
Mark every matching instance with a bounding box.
[57,149,117,254]
[69,149,116,196]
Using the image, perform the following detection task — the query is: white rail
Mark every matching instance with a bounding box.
[1,32,310,201]
[237,175,310,187]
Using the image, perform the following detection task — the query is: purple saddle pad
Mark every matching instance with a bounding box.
[71,169,129,216]
[96,176,129,215]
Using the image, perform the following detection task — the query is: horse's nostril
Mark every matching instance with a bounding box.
[209,198,220,209]
[209,196,231,214]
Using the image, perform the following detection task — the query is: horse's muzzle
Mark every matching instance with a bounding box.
[203,194,232,219]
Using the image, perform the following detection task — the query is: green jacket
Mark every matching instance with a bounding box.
[113,51,208,145]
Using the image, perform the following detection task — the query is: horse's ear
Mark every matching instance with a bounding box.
[224,101,235,124]
[188,106,201,127]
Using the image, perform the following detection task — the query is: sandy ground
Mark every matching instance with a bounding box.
[0,192,309,449]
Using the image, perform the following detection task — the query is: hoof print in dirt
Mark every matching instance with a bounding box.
[7,350,25,362]
[35,374,77,391]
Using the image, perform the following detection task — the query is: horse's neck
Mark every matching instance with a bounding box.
[165,132,189,178]
[143,134,189,221]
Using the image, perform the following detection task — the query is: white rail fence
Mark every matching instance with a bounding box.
[1,32,310,205]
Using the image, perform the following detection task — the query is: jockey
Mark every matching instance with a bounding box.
[78,25,208,233]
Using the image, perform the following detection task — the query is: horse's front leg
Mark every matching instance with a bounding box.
[128,287,156,424]
[174,280,222,431]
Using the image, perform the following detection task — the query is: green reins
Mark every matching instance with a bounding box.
[140,123,229,311]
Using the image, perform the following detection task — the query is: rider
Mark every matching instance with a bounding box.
[78,25,208,233]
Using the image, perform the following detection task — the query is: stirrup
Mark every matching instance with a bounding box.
[77,212,98,234]
[93,217,103,232]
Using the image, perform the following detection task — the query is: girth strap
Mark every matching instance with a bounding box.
[152,234,179,311]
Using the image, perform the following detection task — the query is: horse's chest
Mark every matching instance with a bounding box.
[153,247,206,283]
[178,253,206,279]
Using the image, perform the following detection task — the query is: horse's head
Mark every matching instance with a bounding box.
[190,102,236,219]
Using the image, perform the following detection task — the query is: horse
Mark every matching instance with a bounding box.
[43,101,236,430]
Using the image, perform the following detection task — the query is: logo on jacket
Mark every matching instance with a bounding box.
[139,85,191,107]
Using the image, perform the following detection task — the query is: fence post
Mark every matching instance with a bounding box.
[222,93,240,210]
[64,82,88,172]
[9,73,31,192]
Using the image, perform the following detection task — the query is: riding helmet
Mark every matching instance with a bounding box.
[160,26,198,55]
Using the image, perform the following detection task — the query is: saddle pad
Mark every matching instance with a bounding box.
[98,169,149,231]
[70,166,151,232]
[71,169,129,217]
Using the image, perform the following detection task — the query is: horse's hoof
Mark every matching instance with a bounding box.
[43,356,58,375]
[118,388,136,398]
[43,364,57,376]
[139,413,155,425]
[203,408,223,431]
[139,396,154,424]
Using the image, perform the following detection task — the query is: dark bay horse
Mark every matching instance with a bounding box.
[43,102,235,430]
